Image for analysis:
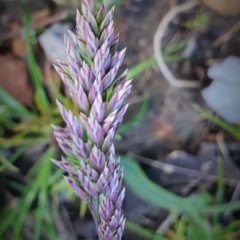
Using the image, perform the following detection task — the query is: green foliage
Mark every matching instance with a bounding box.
[21,2,51,117]
[126,220,169,240]
[0,151,19,172]
[0,1,239,239]
[0,3,72,239]
[127,40,187,80]
[121,155,240,240]
[0,1,158,237]
[193,104,240,140]
[0,148,59,240]
[184,12,209,29]
[0,88,34,120]
[117,92,149,138]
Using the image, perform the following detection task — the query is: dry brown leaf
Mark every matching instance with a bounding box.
[11,22,26,57]
[153,120,173,139]
[0,54,33,106]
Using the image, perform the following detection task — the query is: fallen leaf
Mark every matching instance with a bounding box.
[0,54,33,106]
[11,22,26,57]
[153,120,173,139]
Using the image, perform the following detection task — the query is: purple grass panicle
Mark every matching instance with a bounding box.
[51,0,132,239]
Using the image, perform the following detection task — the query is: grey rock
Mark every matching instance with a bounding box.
[202,56,240,124]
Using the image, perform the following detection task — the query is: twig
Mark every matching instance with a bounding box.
[128,95,145,105]
[128,153,239,186]
[153,0,201,88]
[216,132,240,173]
[216,132,240,219]
[212,21,240,48]
[53,205,77,240]
[156,214,175,235]
[0,9,70,42]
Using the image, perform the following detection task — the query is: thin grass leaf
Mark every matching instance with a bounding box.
[20,2,50,116]
[186,221,210,240]
[0,152,19,172]
[0,88,34,120]
[127,41,187,79]
[163,54,183,62]
[0,136,49,148]
[6,180,25,192]
[121,156,212,240]
[121,156,186,211]
[193,104,240,140]
[6,147,56,240]
[9,146,27,163]
[127,57,156,79]
[163,40,188,55]
[41,222,58,240]
[47,77,67,103]
[202,201,240,214]
[222,220,240,235]
[33,149,53,240]
[0,209,16,238]
[117,92,149,135]
[126,220,169,240]
[173,215,186,240]
[80,200,88,218]
[213,154,225,224]
[48,168,64,186]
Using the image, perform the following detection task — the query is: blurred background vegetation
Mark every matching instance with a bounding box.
[0,0,240,239]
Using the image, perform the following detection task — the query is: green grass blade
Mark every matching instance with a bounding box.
[202,201,240,214]
[193,104,240,140]
[213,154,224,224]
[163,40,188,55]
[20,2,50,116]
[120,156,184,211]
[127,57,156,79]
[0,209,16,237]
[126,220,169,240]
[121,156,211,239]
[163,54,183,62]
[117,92,149,135]
[6,180,25,192]
[7,147,56,240]
[173,215,186,240]
[222,220,240,235]
[33,149,53,240]
[8,146,27,163]
[80,200,88,218]
[127,40,187,80]
[0,88,34,120]
[0,136,49,148]
[0,152,19,172]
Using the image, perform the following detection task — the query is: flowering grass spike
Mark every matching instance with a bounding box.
[51,0,132,239]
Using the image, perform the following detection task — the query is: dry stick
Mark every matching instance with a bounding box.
[153,0,201,88]
[53,205,77,240]
[128,153,240,186]
[216,132,240,220]
[212,21,240,48]
[216,132,240,176]
[0,9,69,42]
[132,141,240,235]
[128,95,145,105]
[156,214,175,235]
